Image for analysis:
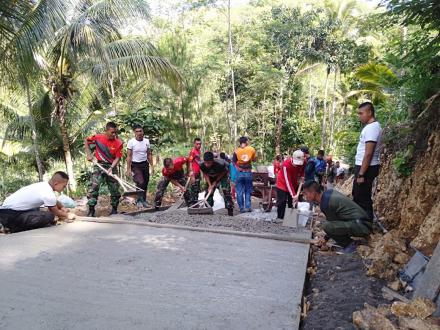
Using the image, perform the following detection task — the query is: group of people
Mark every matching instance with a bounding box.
[1,101,382,254]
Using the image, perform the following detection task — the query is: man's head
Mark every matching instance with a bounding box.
[300,147,310,158]
[132,124,144,141]
[49,171,69,192]
[203,151,215,168]
[302,180,323,204]
[326,155,333,164]
[105,122,118,140]
[292,150,305,166]
[317,149,324,160]
[336,161,340,168]
[275,154,282,162]
[194,138,202,150]
[239,136,249,146]
[358,102,375,124]
[163,158,174,170]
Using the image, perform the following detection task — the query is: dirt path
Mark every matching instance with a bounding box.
[301,250,388,330]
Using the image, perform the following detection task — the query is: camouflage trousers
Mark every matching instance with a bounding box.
[204,175,233,210]
[87,163,121,207]
[322,219,372,247]
[188,173,201,206]
[154,175,191,207]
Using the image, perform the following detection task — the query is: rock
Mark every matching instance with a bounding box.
[394,252,411,265]
[357,245,372,258]
[388,280,402,291]
[398,316,440,330]
[391,298,437,319]
[353,304,397,330]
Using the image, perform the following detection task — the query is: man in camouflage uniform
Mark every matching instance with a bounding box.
[154,156,191,209]
[303,180,371,253]
[187,137,202,206]
[199,151,234,216]
[85,122,123,216]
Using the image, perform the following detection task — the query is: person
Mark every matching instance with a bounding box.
[353,102,382,220]
[126,124,153,208]
[325,155,337,189]
[302,147,315,183]
[314,149,326,185]
[85,122,123,217]
[336,161,345,184]
[233,136,256,213]
[188,138,202,206]
[273,155,282,177]
[199,151,234,216]
[303,180,372,253]
[229,157,237,200]
[0,172,75,233]
[154,156,191,209]
[275,150,305,220]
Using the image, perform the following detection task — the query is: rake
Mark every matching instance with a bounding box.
[93,161,144,197]
[187,189,214,215]
[165,177,191,213]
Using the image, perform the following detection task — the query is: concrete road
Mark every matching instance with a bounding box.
[0,222,309,330]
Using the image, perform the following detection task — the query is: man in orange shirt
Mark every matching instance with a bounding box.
[85,122,123,217]
[232,136,256,212]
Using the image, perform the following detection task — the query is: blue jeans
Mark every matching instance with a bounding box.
[236,171,253,211]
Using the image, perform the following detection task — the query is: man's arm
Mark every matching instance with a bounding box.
[126,149,133,177]
[107,157,121,175]
[212,170,227,186]
[48,205,74,220]
[170,179,186,192]
[147,148,153,166]
[357,142,376,183]
[84,138,93,161]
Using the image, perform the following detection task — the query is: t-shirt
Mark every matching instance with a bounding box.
[162,156,187,178]
[233,146,256,170]
[273,160,282,176]
[188,148,201,175]
[86,134,123,163]
[0,182,57,211]
[276,159,305,195]
[355,121,382,166]
[336,167,345,176]
[320,189,369,222]
[127,138,150,163]
[199,159,229,178]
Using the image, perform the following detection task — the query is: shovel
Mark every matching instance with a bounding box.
[93,161,144,197]
[187,188,214,215]
[282,182,303,228]
[165,177,191,213]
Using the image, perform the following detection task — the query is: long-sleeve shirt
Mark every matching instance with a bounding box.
[276,159,304,196]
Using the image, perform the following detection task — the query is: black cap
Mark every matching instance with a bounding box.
[300,146,309,154]
[203,151,214,161]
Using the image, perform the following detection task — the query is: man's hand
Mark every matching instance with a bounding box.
[126,169,132,178]
[86,154,93,162]
[179,185,186,193]
[67,213,76,221]
[107,167,113,175]
[356,176,365,184]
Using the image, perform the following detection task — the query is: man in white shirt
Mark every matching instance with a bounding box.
[353,102,382,220]
[0,171,75,233]
[126,124,153,208]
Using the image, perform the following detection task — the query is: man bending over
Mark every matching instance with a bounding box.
[0,171,75,233]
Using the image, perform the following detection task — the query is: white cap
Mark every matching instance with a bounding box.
[292,150,305,166]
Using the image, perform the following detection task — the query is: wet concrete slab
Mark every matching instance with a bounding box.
[0,221,309,330]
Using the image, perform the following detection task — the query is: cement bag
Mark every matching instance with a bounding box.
[297,202,311,227]
[58,194,76,208]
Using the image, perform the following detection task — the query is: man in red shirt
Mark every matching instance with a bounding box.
[188,138,202,206]
[276,150,305,220]
[85,122,123,217]
[154,156,191,209]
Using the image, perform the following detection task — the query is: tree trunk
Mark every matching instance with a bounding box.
[108,75,116,116]
[330,68,338,150]
[227,0,238,144]
[25,79,44,181]
[60,119,76,191]
[308,79,312,120]
[180,93,187,140]
[275,74,287,156]
[321,65,330,149]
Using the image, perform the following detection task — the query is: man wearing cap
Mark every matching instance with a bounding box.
[199,151,234,216]
[275,150,305,220]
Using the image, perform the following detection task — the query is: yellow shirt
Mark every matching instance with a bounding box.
[234,146,256,168]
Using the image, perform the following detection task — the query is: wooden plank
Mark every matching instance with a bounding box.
[414,242,440,301]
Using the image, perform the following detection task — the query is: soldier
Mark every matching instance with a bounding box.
[199,151,234,216]
[303,180,371,253]
[154,156,191,209]
[85,122,123,217]
[187,138,202,206]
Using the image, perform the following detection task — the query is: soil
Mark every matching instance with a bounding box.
[301,248,389,330]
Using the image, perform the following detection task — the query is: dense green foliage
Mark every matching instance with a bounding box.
[0,0,439,196]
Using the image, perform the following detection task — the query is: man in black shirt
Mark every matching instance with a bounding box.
[199,151,234,216]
